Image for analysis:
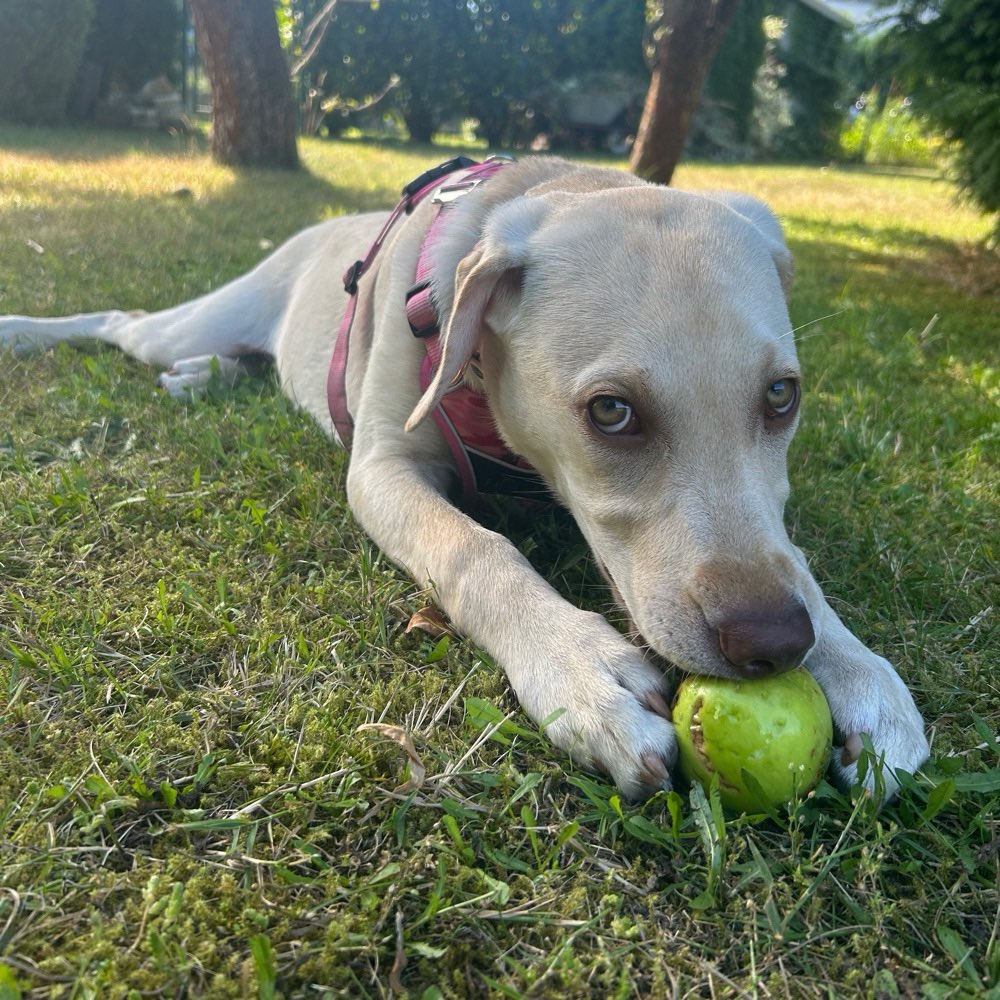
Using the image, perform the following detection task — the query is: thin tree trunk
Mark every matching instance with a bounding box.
[629,0,741,185]
[189,0,299,169]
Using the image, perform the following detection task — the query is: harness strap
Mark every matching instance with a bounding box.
[327,156,548,507]
[327,156,477,448]
[405,172,490,337]
[402,165,545,506]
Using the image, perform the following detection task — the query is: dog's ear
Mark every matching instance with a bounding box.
[703,192,794,300]
[405,198,545,432]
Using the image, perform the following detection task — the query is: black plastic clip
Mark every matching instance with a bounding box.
[401,156,478,210]
[343,259,364,294]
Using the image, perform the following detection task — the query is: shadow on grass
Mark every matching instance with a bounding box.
[0,122,409,227]
[0,126,509,318]
[0,123,211,160]
[785,218,998,372]
[789,215,997,288]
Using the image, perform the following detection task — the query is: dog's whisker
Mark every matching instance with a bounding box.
[780,307,849,343]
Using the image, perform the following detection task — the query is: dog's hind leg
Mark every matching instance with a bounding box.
[0,221,342,387]
[0,264,282,385]
[0,292,278,405]
[0,309,153,357]
[156,353,261,398]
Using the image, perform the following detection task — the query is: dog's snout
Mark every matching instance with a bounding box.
[717,603,815,677]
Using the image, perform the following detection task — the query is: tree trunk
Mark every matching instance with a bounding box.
[629,0,741,185]
[189,0,299,168]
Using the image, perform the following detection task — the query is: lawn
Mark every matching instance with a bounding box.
[0,126,997,998]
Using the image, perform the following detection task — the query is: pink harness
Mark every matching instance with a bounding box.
[327,157,545,507]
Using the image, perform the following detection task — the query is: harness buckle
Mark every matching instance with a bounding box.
[432,179,483,206]
[343,259,364,295]
[406,280,437,338]
[401,156,478,205]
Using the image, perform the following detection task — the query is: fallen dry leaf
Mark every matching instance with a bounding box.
[405,605,452,639]
[389,909,406,993]
[357,723,426,793]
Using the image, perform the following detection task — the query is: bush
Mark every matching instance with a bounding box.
[703,0,767,147]
[0,0,95,124]
[69,0,181,121]
[309,0,646,147]
[885,0,1000,233]
[839,97,945,168]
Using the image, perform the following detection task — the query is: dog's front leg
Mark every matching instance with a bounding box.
[805,603,929,800]
[346,454,676,799]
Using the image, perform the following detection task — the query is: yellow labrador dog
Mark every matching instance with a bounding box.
[0,156,928,800]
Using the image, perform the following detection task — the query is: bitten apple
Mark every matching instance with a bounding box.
[672,668,833,813]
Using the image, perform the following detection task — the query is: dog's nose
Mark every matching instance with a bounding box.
[717,604,815,677]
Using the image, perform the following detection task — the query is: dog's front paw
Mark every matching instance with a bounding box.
[506,613,677,800]
[556,682,678,801]
[821,652,929,802]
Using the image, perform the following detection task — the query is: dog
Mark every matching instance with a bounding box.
[0,155,929,801]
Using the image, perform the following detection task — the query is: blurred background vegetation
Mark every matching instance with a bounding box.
[0,1,995,230]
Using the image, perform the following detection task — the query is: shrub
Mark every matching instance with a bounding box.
[839,97,945,168]
[885,0,1000,234]
[0,0,95,124]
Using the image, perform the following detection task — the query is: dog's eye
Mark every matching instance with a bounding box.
[765,378,799,418]
[588,396,638,435]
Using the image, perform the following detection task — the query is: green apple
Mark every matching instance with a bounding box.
[672,668,833,813]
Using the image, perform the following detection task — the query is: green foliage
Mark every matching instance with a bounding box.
[320,0,470,144]
[703,0,767,146]
[771,0,849,159]
[77,0,181,97]
[694,4,860,163]
[310,0,645,146]
[0,0,95,124]
[880,0,1000,232]
[839,96,945,167]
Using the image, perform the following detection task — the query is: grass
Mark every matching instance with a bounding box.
[0,125,998,998]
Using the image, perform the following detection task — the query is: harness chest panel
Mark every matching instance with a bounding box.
[327,157,548,507]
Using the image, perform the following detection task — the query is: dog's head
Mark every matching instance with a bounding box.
[408,181,824,680]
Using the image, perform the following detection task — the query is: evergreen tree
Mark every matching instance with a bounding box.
[882,0,1000,232]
